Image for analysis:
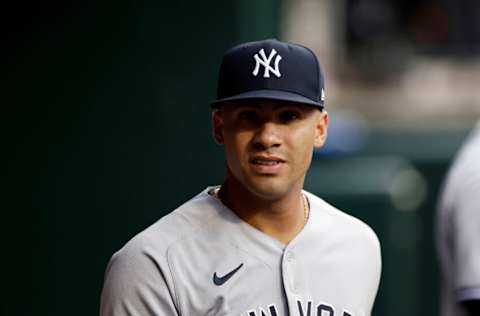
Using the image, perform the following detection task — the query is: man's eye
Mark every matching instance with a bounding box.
[239,111,260,121]
[279,111,300,122]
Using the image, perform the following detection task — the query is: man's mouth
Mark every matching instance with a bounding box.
[249,156,286,172]
[251,159,282,166]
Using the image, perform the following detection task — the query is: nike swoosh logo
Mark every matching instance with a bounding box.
[213,263,244,286]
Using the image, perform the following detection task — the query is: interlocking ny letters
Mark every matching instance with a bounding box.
[252,48,282,78]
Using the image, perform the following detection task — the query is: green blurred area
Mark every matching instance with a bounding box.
[2,1,471,316]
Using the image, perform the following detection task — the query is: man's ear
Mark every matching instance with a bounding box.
[212,110,224,145]
[313,110,328,148]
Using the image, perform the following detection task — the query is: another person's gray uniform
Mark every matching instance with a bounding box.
[100,187,381,316]
[437,121,480,316]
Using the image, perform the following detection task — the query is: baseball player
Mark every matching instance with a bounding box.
[100,39,381,316]
[437,120,480,316]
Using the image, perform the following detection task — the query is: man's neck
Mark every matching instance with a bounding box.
[217,179,307,245]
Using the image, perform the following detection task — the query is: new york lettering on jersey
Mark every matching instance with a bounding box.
[240,300,353,316]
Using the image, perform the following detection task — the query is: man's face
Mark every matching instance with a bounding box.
[212,99,328,200]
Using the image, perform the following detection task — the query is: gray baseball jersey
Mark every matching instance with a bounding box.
[100,187,381,316]
[437,122,480,316]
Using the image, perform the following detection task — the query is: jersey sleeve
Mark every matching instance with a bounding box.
[453,174,480,302]
[363,226,382,315]
[100,243,180,316]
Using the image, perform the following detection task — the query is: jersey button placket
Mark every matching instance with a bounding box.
[283,251,297,293]
[282,250,301,315]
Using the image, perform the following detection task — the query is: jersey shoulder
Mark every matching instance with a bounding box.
[100,190,220,316]
[303,191,382,304]
[305,190,381,253]
[111,187,222,262]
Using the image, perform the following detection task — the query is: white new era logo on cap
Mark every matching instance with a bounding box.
[252,48,282,78]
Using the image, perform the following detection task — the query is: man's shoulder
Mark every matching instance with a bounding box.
[303,191,382,285]
[112,187,221,261]
[305,191,381,250]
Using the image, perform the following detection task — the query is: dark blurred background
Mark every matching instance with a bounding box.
[3,0,480,315]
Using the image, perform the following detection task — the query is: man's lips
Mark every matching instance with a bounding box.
[249,155,286,173]
[250,155,286,164]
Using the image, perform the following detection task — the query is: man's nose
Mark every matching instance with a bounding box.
[252,122,282,150]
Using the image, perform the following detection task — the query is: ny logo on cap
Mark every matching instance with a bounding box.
[252,48,282,78]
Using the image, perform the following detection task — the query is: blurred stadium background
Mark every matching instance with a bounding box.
[3,0,480,315]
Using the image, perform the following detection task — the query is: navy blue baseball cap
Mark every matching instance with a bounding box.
[211,39,325,110]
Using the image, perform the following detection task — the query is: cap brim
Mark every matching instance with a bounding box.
[210,89,324,109]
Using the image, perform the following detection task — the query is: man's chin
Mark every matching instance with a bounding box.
[246,180,291,201]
